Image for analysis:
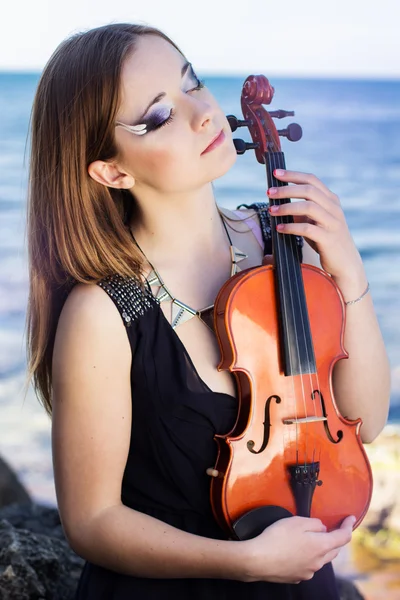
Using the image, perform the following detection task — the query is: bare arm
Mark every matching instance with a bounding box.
[330,266,390,443]
[52,282,353,583]
[52,284,244,579]
[302,238,390,443]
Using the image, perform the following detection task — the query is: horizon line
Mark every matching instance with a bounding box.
[0,68,400,83]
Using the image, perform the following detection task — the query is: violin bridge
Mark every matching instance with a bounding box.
[283,416,327,425]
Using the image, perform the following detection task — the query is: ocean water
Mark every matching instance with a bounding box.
[0,72,399,505]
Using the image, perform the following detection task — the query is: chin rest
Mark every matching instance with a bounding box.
[233,505,293,540]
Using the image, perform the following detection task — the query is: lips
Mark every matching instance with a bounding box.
[201,129,225,154]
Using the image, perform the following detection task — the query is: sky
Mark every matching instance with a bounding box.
[2,0,399,78]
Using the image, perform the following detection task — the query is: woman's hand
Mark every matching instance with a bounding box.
[241,515,355,584]
[267,169,365,285]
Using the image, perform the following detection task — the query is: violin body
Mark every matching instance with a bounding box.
[211,263,373,535]
[210,74,373,539]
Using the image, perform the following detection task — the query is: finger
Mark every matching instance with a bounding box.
[303,518,327,533]
[267,186,342,219]
[322,548,341,565]
[339,515,357,531]
[272,169,340,204]
[325,520,354,550]
[293,215,315,226]
[268,200,340,230]
[341,515,356,525]
[275,221,325,245]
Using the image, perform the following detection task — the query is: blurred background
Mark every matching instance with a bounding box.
[0,1,399,598]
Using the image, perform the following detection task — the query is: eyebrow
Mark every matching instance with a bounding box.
[132,61,192,125]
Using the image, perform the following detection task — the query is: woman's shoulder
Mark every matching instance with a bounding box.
[219,206,259,235]
[63,274,156,330]
[219,204,270,253]
[220,203,270,230]
[219,205,258,223]
[97,273,156,327]
[58,281,127,343]
[53,281,132,395]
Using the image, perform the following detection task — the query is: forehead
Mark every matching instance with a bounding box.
[121,35,185,98]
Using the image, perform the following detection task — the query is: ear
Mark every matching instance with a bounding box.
[88,160,135,189]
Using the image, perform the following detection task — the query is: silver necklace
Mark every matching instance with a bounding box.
[130,216,248,331]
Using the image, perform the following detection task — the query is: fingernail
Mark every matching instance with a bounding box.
[274,169,285,176]
[268,187,277,196]
[269,204,279,213]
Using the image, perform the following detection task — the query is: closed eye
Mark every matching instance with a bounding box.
[151,108,175,131]
[139,70,206,134]
[187,76,205,92]
[142,107,175,133]
[186,63,205,92]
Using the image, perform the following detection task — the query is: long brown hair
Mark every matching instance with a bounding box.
[26,23,184,416]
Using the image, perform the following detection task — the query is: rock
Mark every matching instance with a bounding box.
[361,425,400,536]
[0,456,31,508]
[0,518,84,600]
[0,502,366,599]
[0,502,64,541]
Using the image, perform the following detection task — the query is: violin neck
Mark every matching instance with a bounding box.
[265,152,316,376]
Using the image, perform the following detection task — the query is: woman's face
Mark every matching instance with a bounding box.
[114,34,237,195]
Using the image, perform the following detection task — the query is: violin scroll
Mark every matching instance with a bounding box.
[242,74,274,105]
[227,74,303,163]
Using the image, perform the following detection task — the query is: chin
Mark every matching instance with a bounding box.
[212,142,238,180]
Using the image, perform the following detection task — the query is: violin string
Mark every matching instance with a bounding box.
[275,154,309,465]
[281,162,321,469]
[291,196,324,456]
[287,203,314,467]
[270,152,312,467]
[269,152,305,462]
[267,154,297,456]
[295,235,324,468]
[285,189,324,463]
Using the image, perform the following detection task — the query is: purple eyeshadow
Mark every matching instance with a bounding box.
[139,69,203,134]
[145,106,173,132]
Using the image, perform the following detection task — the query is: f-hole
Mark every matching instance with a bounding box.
[312,389,343,444]
[247,395,281,454]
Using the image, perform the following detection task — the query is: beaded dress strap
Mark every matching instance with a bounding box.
[236,201,303,262]
[97,273,156,328]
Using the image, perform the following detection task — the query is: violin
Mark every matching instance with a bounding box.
[210,75,373,540]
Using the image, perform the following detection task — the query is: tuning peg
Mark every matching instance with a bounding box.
[233,138,259,155]
[277,123,302,142]
[268,109,295,119]
[227,115,252,132]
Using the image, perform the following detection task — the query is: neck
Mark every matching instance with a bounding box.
[129,184,227,268]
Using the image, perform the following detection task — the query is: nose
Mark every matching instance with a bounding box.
[190,98,214,132]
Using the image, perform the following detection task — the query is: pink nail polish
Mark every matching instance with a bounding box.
[274,169,285,176]
[268,187,277,195]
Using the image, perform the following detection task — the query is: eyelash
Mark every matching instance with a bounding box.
[153,76,206,132]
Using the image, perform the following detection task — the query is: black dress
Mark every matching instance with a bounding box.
[74,205,340,600]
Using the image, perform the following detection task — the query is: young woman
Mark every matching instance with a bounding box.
[26,23,390,599]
